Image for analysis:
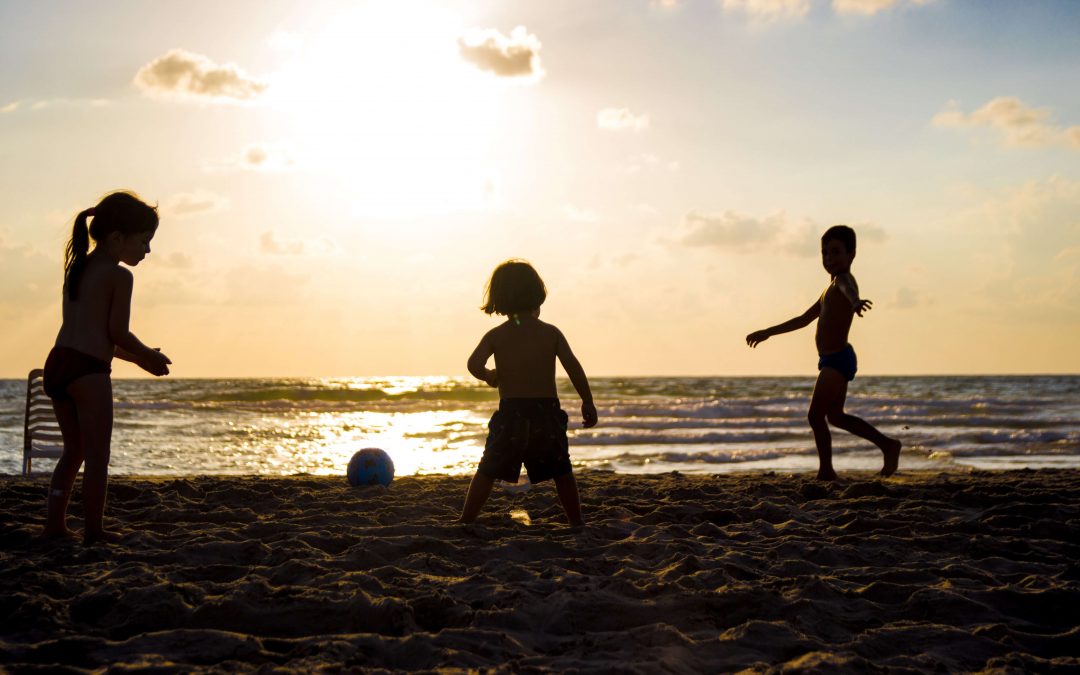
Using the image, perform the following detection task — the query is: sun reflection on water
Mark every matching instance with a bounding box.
[25,375,1079,478]
[272,408,487,477]
[324,375,462,396]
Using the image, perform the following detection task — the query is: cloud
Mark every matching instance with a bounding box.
[458,26,543,79]
[680,210,886,256]
[134,49,268,101]
[223,264,310,307]
[242,145,271,168]
[933,97,1080,151]
[598,108,650,133]
[260,232,339,256]
[588,252,642,271]
[721,0,810,21]
[267,29,305,52]
[965,177,1080,314]
[0,236,56,316]
[31,98,110,110]
[205,143,295,172]
[624,153,680,174]
[162,190,229,219]
[1055,247,1080,263]
[681,210,809,254]
[157,252,195,269]
[833,0,934,16]
[998,177,1080,247]
[260,232,304,255]
[722,0,934,20]
[2,98,110,112]
[892,286,925,309]
[563,204,600,223]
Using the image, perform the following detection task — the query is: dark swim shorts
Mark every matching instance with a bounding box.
[818,343,858,382]
[477,398,572,484]
[43,346,111,400]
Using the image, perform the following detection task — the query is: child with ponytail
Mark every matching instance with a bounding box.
[42,191,172,544]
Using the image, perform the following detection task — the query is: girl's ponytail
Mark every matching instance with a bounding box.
[61,192,157,301]
[63,208,95,301]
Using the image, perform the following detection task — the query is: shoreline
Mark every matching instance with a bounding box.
[5,374,1078,477]
[2,470,1078,671]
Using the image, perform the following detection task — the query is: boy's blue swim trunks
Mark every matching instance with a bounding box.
[478,398,572,484]
[818,344,858,382]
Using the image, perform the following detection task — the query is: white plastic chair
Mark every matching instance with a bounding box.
[22,369,64,474]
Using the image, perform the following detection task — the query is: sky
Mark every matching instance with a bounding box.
[1,0,1078,377]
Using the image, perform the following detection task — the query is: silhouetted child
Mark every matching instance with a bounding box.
[459,260,598,526]
[746,225,900,481]
[42,191,172,544]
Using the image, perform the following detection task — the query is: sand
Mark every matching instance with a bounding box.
[1,470,1079,673]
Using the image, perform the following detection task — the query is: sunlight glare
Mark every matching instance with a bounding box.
[271,1,507,217]
[303,409,484,477]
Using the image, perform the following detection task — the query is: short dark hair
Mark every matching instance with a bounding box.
[821,225,856,253]
[481,259,547,315]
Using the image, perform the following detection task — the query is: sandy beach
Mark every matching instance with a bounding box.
[1,470,1078,672]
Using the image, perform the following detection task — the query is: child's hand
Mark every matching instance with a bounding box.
[581,401,598,428]
[142,348,171,377]
[746,330,770,348]
[854,299,872,317]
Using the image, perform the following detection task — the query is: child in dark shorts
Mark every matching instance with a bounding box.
[480,398,572,485]
[460,260,598,527]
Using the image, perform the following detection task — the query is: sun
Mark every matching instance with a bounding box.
[270,1,508,216]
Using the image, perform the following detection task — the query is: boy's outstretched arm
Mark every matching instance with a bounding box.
[746,300,820,348]
[555,330,598,428]
[836,273,872,316]
[467,331,498,387]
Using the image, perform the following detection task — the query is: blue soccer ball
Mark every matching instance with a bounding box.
[347,448,395,487]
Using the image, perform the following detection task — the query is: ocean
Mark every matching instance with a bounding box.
[2,376,1078,478]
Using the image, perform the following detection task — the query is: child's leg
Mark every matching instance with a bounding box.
[808,368,847,481]
[44,397,85,538]
[458,472,496,523]
[553,471,584,527]
[67,374,114,543]
[826,406,902,477]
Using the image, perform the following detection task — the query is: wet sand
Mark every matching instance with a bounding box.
[1,470,1079,672]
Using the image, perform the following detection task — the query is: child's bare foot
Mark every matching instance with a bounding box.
[40,526,77,542]
[881,438,902,477]
[83,529,124,546]
[816,468,838,482]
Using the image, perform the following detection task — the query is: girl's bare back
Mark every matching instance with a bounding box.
[55,255,125,362]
